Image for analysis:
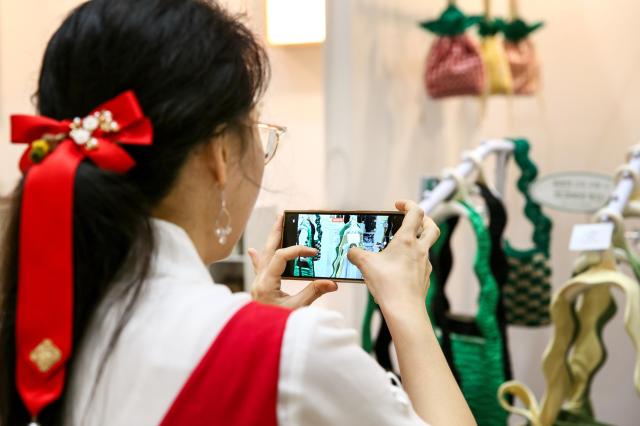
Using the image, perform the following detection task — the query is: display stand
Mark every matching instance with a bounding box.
[419,138,514,213]
[597,144,640,220]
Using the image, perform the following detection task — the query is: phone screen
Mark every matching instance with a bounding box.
[281,211,405,282]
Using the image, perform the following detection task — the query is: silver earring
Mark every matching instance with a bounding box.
[215,190,232,245]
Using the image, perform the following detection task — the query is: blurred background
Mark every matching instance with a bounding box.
[2,1,640,424]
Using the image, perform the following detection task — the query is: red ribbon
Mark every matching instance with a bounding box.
[10,91,153,418]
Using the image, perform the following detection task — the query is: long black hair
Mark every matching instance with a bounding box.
[0,1,269,424]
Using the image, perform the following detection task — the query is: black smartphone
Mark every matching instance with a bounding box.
[281,210,405,282]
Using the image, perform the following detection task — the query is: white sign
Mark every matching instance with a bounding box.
[531,172,614,213]
[569,223,614,252]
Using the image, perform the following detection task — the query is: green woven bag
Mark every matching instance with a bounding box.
[362,291,377,353]
[503,138,553,326]
[428,202,507,426]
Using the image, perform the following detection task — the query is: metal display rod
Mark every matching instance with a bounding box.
[599,144,640,220]
[419,138,515,214]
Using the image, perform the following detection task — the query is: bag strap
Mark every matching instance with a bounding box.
[509,138,553,255]
[427,201,501,340]
[539,265,640,424]
[565,288,617,419]
[431,185,513,383]
[478,0,503,37]
[483,0,491,19]
[509,0,519,19]
[498,381,543,426]
[361,292,378,353]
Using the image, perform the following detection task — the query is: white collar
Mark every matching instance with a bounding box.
[149,218,214,285]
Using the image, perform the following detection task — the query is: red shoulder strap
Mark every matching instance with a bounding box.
[160,301,293,426]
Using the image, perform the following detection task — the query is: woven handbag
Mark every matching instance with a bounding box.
[559,211,640,425]
[503,138,553,326]
[478,0,513,95]
[502,0,544,95]
[434,183,514,385]
[498,252,640,425]
[428,201,507,426]
[420,1,484,98]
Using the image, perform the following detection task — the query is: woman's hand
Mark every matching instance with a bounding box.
[347,200,440,315]
[248,213,338,309]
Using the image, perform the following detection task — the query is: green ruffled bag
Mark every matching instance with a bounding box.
[428,202,507,426]
[503,138,553,326]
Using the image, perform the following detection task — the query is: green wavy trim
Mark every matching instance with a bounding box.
[502,18,544,42]
[504,138,553,257]
[477,17,505,37]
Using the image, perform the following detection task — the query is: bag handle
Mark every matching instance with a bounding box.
[539,267,640,423]
[483,0,491,19]
[509,0,519,20]
[510,138,553,255]
[497,381,543,426]
[361,292,378,353]
[565,287,617,414]
[427,201,500,340]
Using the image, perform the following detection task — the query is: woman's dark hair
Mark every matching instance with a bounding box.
[0,0,269,424]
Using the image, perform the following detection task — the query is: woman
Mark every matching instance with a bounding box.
[0,1,475,425]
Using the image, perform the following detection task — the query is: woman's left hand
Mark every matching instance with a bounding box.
[248,213,338,309]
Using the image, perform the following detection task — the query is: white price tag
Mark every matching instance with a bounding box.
[569,223,614,252]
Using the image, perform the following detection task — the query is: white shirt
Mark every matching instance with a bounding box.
[65,219,428,426]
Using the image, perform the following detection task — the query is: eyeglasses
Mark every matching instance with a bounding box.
[257,122,287,165]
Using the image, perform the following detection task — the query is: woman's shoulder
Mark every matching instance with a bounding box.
[66,281,251,425]
[122,280,252,368]
[278,306,429,426]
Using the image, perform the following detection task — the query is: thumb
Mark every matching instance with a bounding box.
[284,280,338,308]
[347,247,370,268]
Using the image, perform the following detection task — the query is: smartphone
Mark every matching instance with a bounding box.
[281,210,405,282]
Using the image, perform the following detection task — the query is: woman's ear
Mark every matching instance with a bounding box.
[205,130,230,187]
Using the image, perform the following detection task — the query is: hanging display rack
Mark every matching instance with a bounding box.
[419,138,514,213]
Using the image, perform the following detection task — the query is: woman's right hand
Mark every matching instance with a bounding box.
[350,201,476,426]
[347,200,440,315]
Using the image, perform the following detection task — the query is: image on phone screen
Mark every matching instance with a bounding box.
[281,211,404,281]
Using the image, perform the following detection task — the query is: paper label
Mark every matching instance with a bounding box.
[531,172,614,213]
[569,223,614,252]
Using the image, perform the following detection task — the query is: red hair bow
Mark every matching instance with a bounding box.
[10,91,153,419]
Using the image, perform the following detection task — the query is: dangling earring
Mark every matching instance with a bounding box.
[215,189,232,245]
